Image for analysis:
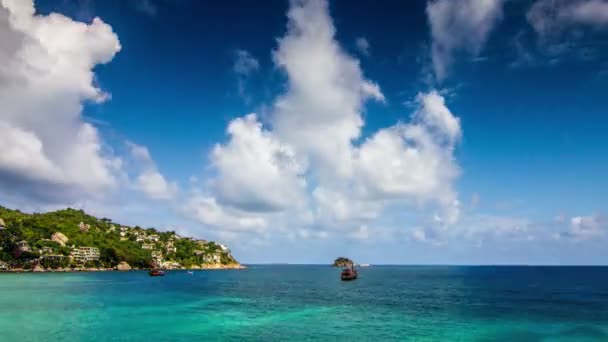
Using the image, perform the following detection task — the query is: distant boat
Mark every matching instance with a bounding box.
[358,264,370,267]
[341,267,358,281]
[148,269,165,277]
[187,271,194,275]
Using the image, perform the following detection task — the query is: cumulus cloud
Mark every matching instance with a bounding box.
[185,0,463,239]
[426,0,504,81]
[271,0,384,181]
[0,0,121,202]
[528,0,608,40]
[128,142,177,200]
[211,114,306,212]
[353,90,461,223]
[355,36,370,56]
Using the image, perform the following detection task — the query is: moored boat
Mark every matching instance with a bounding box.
[341,267,358,281]
[148,269,165,277]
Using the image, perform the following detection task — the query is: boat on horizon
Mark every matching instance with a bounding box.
[341,266,358,281]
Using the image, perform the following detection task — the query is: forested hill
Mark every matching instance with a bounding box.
[0,206,239,270]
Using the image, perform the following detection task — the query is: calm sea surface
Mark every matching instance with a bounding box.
[1,266,607,341]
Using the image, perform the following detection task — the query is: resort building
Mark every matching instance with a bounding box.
[151,250,162,258]
[0,217,5,229]
[148,234,160,242]
[166,246,177,253]
[142,243,155,250]
[71,247,100,263]
[0,260,8,271]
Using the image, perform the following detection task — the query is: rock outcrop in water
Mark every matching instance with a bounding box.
[116,262,131,271]
[333,257,354,267]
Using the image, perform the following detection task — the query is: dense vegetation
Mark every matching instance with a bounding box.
[0,206,238,270]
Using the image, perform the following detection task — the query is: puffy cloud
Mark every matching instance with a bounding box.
[127,142,177,200]
[528,0,608,39]
[211,114,306,212]
[271,0,384,181]
[355,36,370,56]
[0,0,121,202]
[134,169,177,201]
[426,0,504,81]
[353,90,461,223]
[185,0,462,239]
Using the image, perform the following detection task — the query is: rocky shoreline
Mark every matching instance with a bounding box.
[1,263,246,273]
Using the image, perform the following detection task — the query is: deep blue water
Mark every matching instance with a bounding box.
[1,266,607,341]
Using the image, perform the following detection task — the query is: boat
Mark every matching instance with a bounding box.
[148,269,165,277]
[187,271,194,275]
[341,267,358,281]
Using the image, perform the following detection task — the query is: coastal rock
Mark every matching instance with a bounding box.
[51,232,69,246]
[333,257,354,267]
[33,264,45,272]
[116,261,131,271]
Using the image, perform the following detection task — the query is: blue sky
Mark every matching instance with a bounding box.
[1,0,607,264]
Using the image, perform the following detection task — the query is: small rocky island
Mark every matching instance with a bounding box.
[332,257,354,267]
[0,205,243,272]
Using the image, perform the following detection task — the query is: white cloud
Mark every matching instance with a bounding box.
[184,0,463,239]
[558,215,605,241]
[183,194,267,233]
[355,36,370,56]
[426,0,504,81]
[528,0,608,40]
[0,0,121,202]
[353,90,461,223]
[271,0,384,182]
[128,142,177,200]
[211,114,306,212]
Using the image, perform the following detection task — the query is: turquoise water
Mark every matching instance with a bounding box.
[1,266,607,341]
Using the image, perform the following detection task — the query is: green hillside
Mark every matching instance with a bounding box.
[0,206,238,270]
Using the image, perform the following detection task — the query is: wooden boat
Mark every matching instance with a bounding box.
[341,267,358,281]
[148,269,165,277]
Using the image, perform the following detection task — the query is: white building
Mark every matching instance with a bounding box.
[71,247,100,263]
[142,243,155,250]
[0,217,5,229]
[148,234,160,242]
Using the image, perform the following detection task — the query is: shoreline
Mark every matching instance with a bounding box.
[0,263,246,273]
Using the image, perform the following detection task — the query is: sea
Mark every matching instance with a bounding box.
[1,265,607,341]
